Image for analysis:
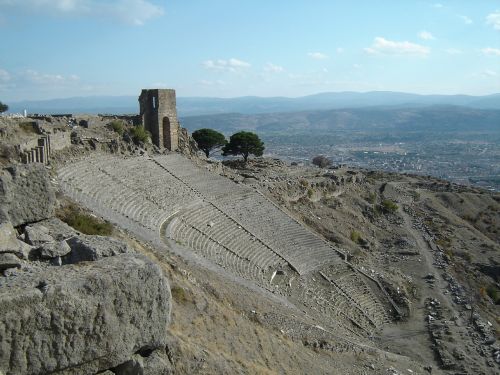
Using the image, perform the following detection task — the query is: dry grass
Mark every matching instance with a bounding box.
[56,203,113,235]
[19,122,38,134]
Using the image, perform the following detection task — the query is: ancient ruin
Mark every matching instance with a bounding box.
[17,131,71,165]
[57,153,395,336]
[139,89,180,151]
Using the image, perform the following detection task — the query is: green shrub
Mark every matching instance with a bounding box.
[307,188,314,198]
[108,120,125,135]
[57,204,113,235]
[443,247,454,259]
[381,199,399,213]
[350,230,362,244]
[130,125,151,144]
[367,192,377,204]
[436,236,451,249]
[171,286,188,304]
[486,286,500,304]
[299,179,309,187]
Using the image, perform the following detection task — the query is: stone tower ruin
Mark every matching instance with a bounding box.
[138,89,179,151]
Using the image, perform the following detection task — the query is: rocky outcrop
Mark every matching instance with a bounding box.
[0,253,171,375]
[65,235,133,264]
[0,161,173,375]
[31,217,78,242]
[0,164,56,226]
[0,221,33,260]
[177,127,200,158]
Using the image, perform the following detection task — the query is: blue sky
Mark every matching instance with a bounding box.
[0,0,499,101]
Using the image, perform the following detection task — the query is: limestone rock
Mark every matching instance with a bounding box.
[0,164,56,226]
[0,221,33,259]
[177,127,200,158]
[65,235,133,263]
[39,240,72,259]
[143,349,174,375]
[0,253,22,272]
[113,355,144,375]
[0,253,171,375]
[24,224,54,246]
[35,217,79,241]
[113,350,173,375]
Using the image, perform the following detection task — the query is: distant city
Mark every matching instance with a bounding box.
[263,137,499,192]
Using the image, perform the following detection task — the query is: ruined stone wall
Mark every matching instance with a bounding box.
[139,89,179,151]
[99,114,141,126]
[17,132,71,165]
[17,138,40,153]
[49,132,71,151]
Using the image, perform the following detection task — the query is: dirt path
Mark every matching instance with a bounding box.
[374,182,460,367]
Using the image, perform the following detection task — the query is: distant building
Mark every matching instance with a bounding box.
[138,89,180,151]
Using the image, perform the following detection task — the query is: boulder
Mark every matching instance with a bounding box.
[114,349,173,375]
[0,253,22,272]
[24,224,54,246]
[65,235,133,264]
[39,240,72,259]
[143,349,174,375]
[35,217,79,241]
[0,164,56,226]
[113,355,144,375]
[0,221,33,259]
[0,253,171,375]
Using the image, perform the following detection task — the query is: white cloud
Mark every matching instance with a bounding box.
[481,47,500,56]
[308,52,328,60]
[482,70,497,77]
[0,0,164,25]
[0,68,83,94]
[263,63,284,73]
[202,58,251,72]
[458,15,473,25]
[200,79,226,86]
[336,47,344,54]
[364,37,430,56]
[418,30,435,40]
[486,11,500,30]
[23,69,80,85]
[0,69,10,82]
[432,3,443,8]
[445,48,463,55]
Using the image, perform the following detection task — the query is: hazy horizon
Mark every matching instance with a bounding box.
[6,90,500,105]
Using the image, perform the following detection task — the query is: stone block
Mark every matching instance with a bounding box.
[0,164,56,226]
[0,254,171,375]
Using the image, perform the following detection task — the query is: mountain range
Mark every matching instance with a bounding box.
[181,105,500,135]
[6,91,500,116]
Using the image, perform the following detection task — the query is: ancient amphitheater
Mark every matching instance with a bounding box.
[58,153,393,336]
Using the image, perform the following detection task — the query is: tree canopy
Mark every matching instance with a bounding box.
[192,128,226,158]
[312,155,332,168]
[0,101,8,113]
[222,131,264,162]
